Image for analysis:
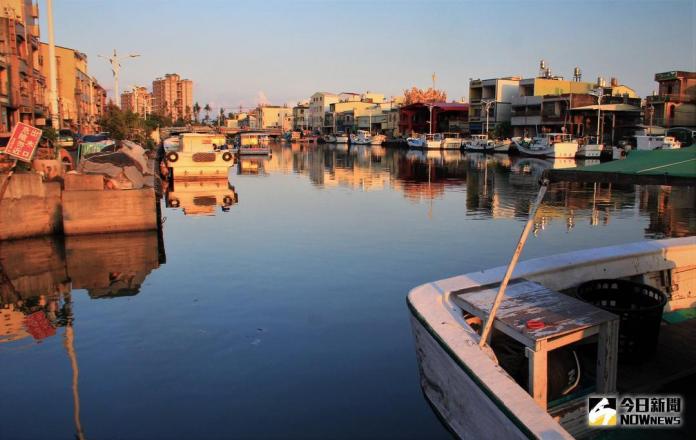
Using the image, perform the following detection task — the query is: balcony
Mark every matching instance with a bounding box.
[647,93,695,104]
[511,115,542,126]
[511,95,542,107]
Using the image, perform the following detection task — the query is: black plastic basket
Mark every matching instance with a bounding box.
[577,279,667,362]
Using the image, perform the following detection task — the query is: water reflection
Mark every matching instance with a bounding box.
[166,179,239,216]
[222,143,695,238]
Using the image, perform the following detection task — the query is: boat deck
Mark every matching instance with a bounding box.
[618,316,696,393]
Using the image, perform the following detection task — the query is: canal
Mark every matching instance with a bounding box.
[1,143,694,439]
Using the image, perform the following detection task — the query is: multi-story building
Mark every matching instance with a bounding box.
[255,105,292,130]
[39,43,104,133]
[152,73,193,122]
[468,76,521,134]
[0,0,46,132]
[308,92,339,131]
[646,71,696,128]
[292,103,308,130]
[121,86,152,116]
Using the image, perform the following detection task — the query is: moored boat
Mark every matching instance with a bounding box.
[424,133,444,149]
[335,132,349,144]
[635,135,681,151]
[407,135,426,149]
[464,134,495,152]
[441,132,463,150]
[165,133,234,179]
[576,137,603,158]
[235,132,271,155]
[351,130,372,145]
[493,138,512,153]
[516,133,578,158]
[370,134,386,145]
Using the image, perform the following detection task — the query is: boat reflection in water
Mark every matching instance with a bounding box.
[0,231,165,440]
[238,157,269,175]
[166,178,238,216]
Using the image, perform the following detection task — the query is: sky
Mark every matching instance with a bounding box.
[38,0,695,113]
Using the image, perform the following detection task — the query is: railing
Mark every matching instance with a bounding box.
[648,93,696,103]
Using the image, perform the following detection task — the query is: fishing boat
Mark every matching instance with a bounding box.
[635,135,681,151]
[407,135,426,149]
[409,146,696,439]
[235,132,271,155]
[424,133,444,149]
[323,134,337,143]
[493,138,512,153]
[351,130,372,145]
[335,132,349,144]
[516,133,579,158]
[165,133,235,179]
[464,134,495,152]
[575,137,603,159]
[441,132,464,150]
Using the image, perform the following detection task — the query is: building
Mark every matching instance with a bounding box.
[646,71,696,129]
[121,86,152,116]
[308,92,339,131]
[292,103,308,130]
[225,112,247,130]
[39,42,107,133]
[469,76,521,134]
[399,102,469,135]
[256,105,292,130]
[152,73,193,122]
[0,0,46,132]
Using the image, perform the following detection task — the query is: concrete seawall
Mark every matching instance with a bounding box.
[0,172,157,240]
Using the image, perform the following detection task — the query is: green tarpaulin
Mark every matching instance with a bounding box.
[546,146,696,186]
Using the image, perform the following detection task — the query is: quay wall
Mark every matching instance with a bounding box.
[0,173,157,240]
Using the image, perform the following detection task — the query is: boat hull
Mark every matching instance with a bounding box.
[576,144,603,158]
[517,142,578,158]
[407,138,426,149]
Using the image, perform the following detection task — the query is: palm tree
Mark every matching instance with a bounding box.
[193,102,201,123]
[203,103,211,124]
[218,108,225,126]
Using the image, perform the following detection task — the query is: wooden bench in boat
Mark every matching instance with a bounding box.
[453,279,620,409]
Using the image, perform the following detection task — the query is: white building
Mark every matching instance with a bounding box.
[309,92,339,131]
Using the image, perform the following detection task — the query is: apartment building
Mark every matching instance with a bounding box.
[292,104,308,130]
[0,0,46,132]
[152,73,193,122]
[121,86,152,116]
[468,76,521,134]
[308,92,339,131]
[256,105,292,130]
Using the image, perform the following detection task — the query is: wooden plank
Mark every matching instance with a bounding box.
[455,280,616,345]
[527,344,548,409]
[596,319,619,393]
[64,174,104,191]
[62,188,157,235]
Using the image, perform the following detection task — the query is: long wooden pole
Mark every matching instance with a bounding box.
[479,179,549,347]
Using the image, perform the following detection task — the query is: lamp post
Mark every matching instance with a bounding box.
[99,50,140,107]
[481,99,494,137]
[590,88,605,144]
[46,0,60,128]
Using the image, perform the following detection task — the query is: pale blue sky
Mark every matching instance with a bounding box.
[39,0,695,113]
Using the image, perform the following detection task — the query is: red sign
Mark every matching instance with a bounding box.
[4,122,42,162]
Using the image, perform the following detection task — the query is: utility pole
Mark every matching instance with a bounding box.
[482,99,494,137]
[46,0,59,129]
[99,50,140,107]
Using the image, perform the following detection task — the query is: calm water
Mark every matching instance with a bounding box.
[1,144,694,439]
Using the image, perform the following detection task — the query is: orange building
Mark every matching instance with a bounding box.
[151,73,193,122]
[121,86,152,116]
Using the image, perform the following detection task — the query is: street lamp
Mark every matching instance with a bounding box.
[589,87,605,144]
[98,50,140,108]
[481,99,494,137]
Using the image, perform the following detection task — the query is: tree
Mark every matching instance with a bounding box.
[203,103,212,124]
[98,103,158,147]
[403,87,447,105]
[193,102,201,123]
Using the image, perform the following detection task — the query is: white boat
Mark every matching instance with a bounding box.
[235,132,271,155]
[335,133,349,144]
[350,130,372,145]
[493,138,512,153]
[407,135,426,149]
[635,135,681,151]
[409,237,695,439]
[576,136,604,158]
[464,134,495,152]
[424,133,444,149]
[165,133,235,179]
[441,132,464,150]
[323,134,337,143]
[370,134,386,145]
[516,133,578,158]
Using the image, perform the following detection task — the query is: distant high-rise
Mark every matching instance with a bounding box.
[152,73,193,122]
[121,86,152,116]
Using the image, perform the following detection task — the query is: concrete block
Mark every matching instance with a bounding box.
[62,188,157,235]
[64,173,104,191]
[0,175,62,240]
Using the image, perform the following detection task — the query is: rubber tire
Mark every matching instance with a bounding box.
[222,152,233,162]
[167,152,179,163]
[170,198,180,208]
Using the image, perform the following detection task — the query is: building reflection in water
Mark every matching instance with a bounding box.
[0,230,166,439]
[255,142,694,237]
[165,178,239,216]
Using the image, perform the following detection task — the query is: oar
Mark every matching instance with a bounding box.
[479,178,550,347]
